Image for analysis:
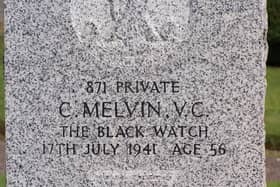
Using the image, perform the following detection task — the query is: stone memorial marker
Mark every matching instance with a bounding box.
[5,0,267,186]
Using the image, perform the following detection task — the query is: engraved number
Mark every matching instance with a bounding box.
[209,144,226,156]
[86,81,107,94]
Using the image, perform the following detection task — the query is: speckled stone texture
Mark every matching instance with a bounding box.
[5,0,267,187]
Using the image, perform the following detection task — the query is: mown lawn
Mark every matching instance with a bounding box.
[265,67,280,149]
[269,182,280,187]
[0,175,5,187]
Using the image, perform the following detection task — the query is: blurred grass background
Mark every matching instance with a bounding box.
[265,68,280,150]
[267,0,280,66]
[269,182,280,187]
[0,175,4,187]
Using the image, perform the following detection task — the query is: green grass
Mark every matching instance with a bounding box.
[267,0,280,66]
[0,175,5,187]
[268,0,280,43]
[265,67,280,149]
[268,182,280,187]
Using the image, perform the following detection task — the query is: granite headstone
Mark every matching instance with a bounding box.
[5,0,267,186]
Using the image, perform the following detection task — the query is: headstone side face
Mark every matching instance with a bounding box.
[5,0,267,186]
